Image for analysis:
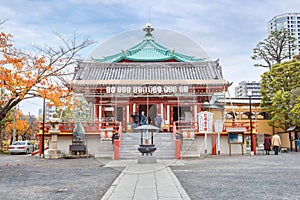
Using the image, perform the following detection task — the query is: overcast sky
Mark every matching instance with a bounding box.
[1,0,299,116]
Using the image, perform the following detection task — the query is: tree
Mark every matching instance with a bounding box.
[251,29,297,69]
[260,59,300,130]
[290,87,300,126]
[0,104,13,149]
[5,109,30,141]
[0,30,94,124]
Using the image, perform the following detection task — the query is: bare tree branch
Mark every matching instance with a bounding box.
[0,31,95,123]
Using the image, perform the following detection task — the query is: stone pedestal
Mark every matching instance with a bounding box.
[69,140,87,156]
[45,149,64,159]
[137,155,157,164]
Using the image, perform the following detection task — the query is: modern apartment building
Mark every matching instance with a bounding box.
[37,100,58,120]
[268,13,300,59]
[235,81,261,98]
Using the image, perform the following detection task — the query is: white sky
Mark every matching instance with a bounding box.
[1,0,299,116]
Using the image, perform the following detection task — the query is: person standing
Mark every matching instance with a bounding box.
[271,132,281,155]
[264,134,271,155]
[154,114,163,131]
[130,112,139,129]
[141,111,146,125]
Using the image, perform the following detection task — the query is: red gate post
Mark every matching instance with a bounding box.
[253,134,257,155]
[113,139,120,160]
[38,134,43,157]
[175,139,181,159]
[212,134,216,155]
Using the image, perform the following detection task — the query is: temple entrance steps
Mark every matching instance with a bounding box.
[181,137,201,158]
[120,132,175,159]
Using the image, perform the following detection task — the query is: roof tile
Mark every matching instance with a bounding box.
[72,61,226,86]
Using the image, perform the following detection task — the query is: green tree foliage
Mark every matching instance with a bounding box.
[291,87,300,125]
[260,59,300,130]
[251,29,297,69]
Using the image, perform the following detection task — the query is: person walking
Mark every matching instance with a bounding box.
[264,134,271,155]
[271,132,281,155]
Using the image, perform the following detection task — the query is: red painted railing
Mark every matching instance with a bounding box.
[38,121,120,135]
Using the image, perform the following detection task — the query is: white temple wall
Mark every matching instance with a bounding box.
[188,135,246,156]
[50,135,103,155]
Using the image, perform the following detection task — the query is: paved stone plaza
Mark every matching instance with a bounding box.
[0,152,299,200]
[171,152,300,200]
[0,155,122,200]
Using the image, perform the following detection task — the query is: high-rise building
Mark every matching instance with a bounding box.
[38,108,42,118]
[42,100,56,121]
[268,13,300,58]
[235,81,261,98]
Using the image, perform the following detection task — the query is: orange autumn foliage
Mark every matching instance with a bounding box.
[5,110,29,137]
[3,109,39,140]
[0,29,94,123]
[0,32,70,104]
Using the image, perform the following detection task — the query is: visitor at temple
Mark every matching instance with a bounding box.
[130,112,139,129]
[264,134,271,155]
[154,114,163,131]
[141,111,146,125]
[271,132,281,155]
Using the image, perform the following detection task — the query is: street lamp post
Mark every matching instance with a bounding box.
[42,98,46,158]
[248,90,253,153]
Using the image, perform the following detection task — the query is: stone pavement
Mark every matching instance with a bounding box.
[171,152,300,200]
[100,152,300,200]
[101,160,190,200]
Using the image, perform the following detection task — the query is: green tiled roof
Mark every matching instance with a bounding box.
[92,24,204,63]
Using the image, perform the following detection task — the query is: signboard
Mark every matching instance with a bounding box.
[214,120,223,133]
[104,107,114,111]
[228,133,244,144]
[226,127,246,155]
[105,85,189,94]
[257,133,264,145]
[198,111,214,133]
[226,127,246,144]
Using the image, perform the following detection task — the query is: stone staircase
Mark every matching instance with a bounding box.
[120,132,175,159]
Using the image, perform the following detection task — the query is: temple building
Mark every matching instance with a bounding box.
[71,23,229,133]
[39,23,267,159]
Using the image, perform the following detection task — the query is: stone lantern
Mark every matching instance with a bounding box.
[45,113,64,159]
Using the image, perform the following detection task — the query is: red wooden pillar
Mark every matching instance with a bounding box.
[212,134,217,155]
[129,100,133,117]
[95,104,99,119]
[129,100,134,127]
